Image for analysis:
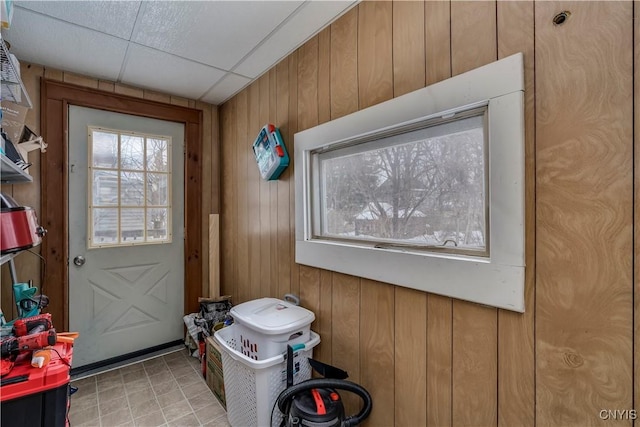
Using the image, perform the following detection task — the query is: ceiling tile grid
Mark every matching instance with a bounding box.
[4,0,358,105]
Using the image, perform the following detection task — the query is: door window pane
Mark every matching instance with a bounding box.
[121,135,144,170]
[88,127,172,247]
[92,131,118,168]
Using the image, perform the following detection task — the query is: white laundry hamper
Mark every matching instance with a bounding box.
[214,324,320,427]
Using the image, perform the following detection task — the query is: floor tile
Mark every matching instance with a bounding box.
[123,368,147,383]
[188,394,217,412]
[125,377,152,394]
[169,364,197,378]
[174,372,202,388]
[98,382,126,402]
[162,399,194,422]
[130,397,162,420]
[71,390,98,412]
[120,363,145,374]
[101,408,134,426]
[148,369,173,386]
[156,388,186,408]
[152,378,179,396]
[167,412,201,427]
[69,404,99,426]
[194,403,226,425]
[134,410,166,427]
[144,362,169,376]
[201,415,231,427]
[99,395,128,416]
[181,381,210,398]
[127,387,156,407]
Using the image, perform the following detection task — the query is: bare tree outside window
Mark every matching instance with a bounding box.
[318,113,486,253]
[88,128,172,247]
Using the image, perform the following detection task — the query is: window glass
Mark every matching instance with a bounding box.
[88,127,172,248]
[315,112,487,254]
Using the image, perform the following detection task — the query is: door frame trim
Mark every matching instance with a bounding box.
[40,78,204,329]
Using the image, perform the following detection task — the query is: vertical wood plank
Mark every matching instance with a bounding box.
[170,96,190,107]
[635,0,640,417]
[199,101,213,297]
[317,270,332,364]
[358,1,393,109]
[208,214,220,297]
[143,90,172,104]
[114,83,143,99]
[276,60,292,300]
[427,294,452,427]
[269,69,279,298]
[235,90,250,304]
[298,37,319,132]
[330,7,358,120]
[220,99,237,298]
[210,104,220,215]
[63,72,98,89]
[360,280,395,426]
[331,273,360,415]
[44,68,63,81]
[258,74,272,298]
[450,2,498,426]
[288,51,300,299]
[395,287,427,426]
[247,82,262,301]
[497,1,535,426]
[98,80,115,93]
[424,4,453,426]
[393,0,425,96]
[425,0,451,86]
[318,27,331,124]
[299,265,320,331]
[535,2,633,425]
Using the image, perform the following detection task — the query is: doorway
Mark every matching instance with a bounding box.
[68,106,185,367]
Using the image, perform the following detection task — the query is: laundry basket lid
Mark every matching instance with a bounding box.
[230,298,315,334]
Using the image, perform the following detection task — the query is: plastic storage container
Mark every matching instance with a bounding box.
[230,298,315,360]
[1,341,73,427]
[215,324,320,427]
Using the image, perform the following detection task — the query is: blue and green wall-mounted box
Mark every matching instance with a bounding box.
[252,124,289,181]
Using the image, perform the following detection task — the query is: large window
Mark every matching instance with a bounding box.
[295,53,526,312]
[314,108,488,257]
[88,127,172,248]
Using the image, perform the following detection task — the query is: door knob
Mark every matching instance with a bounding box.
[73,256,86,267]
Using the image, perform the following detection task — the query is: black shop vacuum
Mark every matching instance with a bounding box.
[274,346,372,427]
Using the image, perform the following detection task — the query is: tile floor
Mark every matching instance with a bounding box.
[69,348,229,427]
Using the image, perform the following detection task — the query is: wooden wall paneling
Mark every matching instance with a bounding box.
[43,68,63,81]
[496,2,535,426]
[288,52,300,299]
[426,294,452,427]
[211,105,220,215]
[357,1,393,109]
[393,0,425,97]
[394,287,427,426]
[331,273,360,416]
[269,69,279,298]
[359,279,395,426]
[235,90,250,304]
[258,75,272,298]
[220,99,237,298]
[114,83,143,99]
[330,7,358,120]
[318,27,331,125]
[297,37,320,311]
[388,3,429,424]
[450,2,498,426]
[425,0,451,86]
[423,4,453,426]
[635,0,640,416]
[198,101,213,297]
[62,72,98,89]
[275,59,292,300]
[535,2,634,425]
[247,82,262,302]
[208,214,220,298]
[170,96,190,108]
[318,270,332,364]
[98,80,115,93]
[144,90,172,104]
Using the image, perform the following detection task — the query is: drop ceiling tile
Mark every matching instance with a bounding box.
[131,1,303,70]
[14,1,141,40]
[121,44,226,100]
[235,1,357,78]
[201,73,252,105]
[5,8,128,81]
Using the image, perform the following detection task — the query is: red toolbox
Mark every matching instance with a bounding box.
[1,342,73,427]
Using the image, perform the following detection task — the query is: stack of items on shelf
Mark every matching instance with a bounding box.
[1,192,78,426]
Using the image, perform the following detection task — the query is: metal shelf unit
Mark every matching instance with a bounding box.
[1,37,32,108]
[1,154,32,183]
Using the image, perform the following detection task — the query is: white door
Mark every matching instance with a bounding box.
[68,106,185,368]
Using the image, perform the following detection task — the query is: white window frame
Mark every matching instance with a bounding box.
[295,53,525,312]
